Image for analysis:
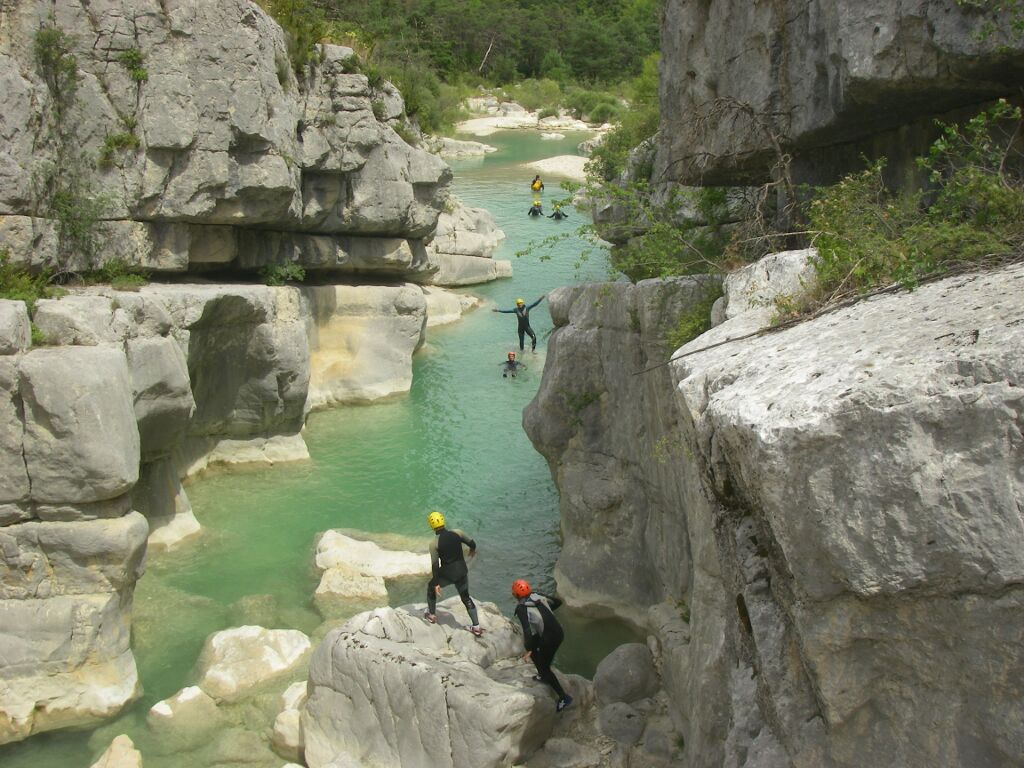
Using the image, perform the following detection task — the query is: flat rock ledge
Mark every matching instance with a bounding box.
[313,531,431,615]
[304,600,559,768]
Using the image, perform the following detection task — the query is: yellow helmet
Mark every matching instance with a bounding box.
[516,298,525,305]
[427,511,445,530]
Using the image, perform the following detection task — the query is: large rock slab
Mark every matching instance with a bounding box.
[314,530,430,578]
[304,600,556,768]
[663,261,1024,766]
[656,0,1024,186]
[19,346,140,504]
[0,513,147,744]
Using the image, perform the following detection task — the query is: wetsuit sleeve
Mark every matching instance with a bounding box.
[542,594,563,611]
[515,604,538,651]
[454,529,476,551]
[495,307,515,314]
[527,297,543,310]
[429,539,440,577]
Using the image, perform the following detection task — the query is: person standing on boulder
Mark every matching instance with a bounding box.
[493,296,545,352]
[424,511,484,637]
[511,579,573,712]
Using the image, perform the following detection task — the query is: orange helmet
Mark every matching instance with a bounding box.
[511,579,531,598]
[508,351,516,361]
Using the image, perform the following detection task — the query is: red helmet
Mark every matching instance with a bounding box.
[511,579,531,598]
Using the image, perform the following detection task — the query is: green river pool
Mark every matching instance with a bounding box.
[1,130,641,767]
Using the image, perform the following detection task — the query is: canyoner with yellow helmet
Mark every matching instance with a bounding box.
[493,295,546,352]
[527,199,544,217]
[530,174,544,192]
[510,580,573,712]
[547,203,569,221]
[424,511,484,636]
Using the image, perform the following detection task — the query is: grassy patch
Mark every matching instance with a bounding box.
[260,262,306,286]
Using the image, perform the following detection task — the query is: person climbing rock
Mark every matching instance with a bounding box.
[493,296,545,351]
[528,200,544,217]
[547,203,569,220]
[500,351,526,378]
[530,174,544,192]
[512,579,572,712]
[424,511,483,636]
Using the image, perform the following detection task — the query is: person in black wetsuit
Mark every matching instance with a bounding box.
[547,203,569,220]
[500,351,526,378]
[528,200,544,216]
[493,296,545,351]
[512,579,572,712]
[424,511,483,636]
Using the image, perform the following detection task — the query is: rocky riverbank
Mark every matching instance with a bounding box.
[524,253,1024,767]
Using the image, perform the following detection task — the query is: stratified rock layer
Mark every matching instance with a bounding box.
[656,0,1024,186]
[0,0,450,274]
[526,260,1024,767]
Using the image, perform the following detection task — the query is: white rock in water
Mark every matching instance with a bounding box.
[315,530,430,578]
[280,681,309,712]
[89,734,142,768]
[196,626,311,702]
[314,565,388,610]
[423,286,481,327]
[304,600,556,768]
[523,156,589,183]
[540,132,565,141]
[272,707,304,762]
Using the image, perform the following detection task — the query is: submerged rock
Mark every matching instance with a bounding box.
[147,686,225,747]
[89,734,143,768]
[304,600,558,768]
[195,626,311,702]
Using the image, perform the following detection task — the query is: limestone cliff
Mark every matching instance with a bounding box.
[0,0,453,277]
[656,0,1024,187]
[525,260,1024,767]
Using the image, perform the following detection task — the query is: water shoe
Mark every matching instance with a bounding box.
[556,695,573,713]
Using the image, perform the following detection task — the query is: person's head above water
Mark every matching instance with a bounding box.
[516,298,525,306]
[508,351,516,361]
[532,200,541,207]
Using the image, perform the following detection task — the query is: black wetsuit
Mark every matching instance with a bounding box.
[501,360,525,378]
[515,592,567,699]
[497,298,543,351]
[548,209,569,220]
[528,205,543,217]
[427,527,479,625]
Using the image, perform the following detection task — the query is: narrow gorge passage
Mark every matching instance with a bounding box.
[0,131,639,768]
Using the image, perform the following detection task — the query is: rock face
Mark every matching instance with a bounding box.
[525,259,1024,766]
[0,0,450,275]
[0,331,148,745]
[304,600,557,768]
[424,197,511,287]
[656,0,1024,186]
[89,734,144,768]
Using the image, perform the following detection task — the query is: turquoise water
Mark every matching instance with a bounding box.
[0,131,635,767]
